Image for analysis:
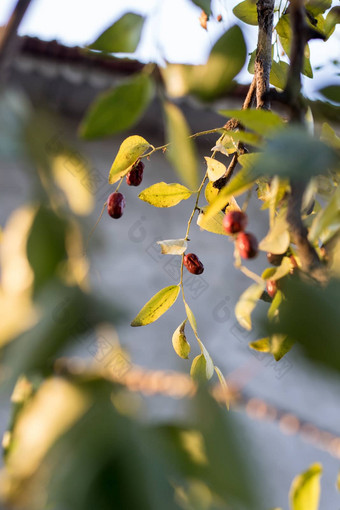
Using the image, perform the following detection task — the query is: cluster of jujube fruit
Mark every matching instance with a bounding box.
[222,210,258,259]
[107,160,144,219]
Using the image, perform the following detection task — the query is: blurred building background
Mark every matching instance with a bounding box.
[1,35,340,509]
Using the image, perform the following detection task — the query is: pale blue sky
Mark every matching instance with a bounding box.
[0,0,339,95]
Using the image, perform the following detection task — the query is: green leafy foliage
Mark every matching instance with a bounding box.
[80,74,154,139]
[139,182,193,207]
[109,135,150,184]
[219,109,284,136]
[131,285,180,326]
[162,25,246,100]
[270,60,289,89]
[232,0,258,25]
[197,207,230,236]
[289,463,322,510]
[259,213,290,254]
[305,0,331,16]
[319,85,340,104]
[88,13,145,53]
[265,278,340,373]
[26,206,67,292]
[276,15,313,78]
[164,101,199,190]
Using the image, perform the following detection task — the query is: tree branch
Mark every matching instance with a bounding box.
[255,0,275,110]
[0,0,32,84]
[283,0,326,281]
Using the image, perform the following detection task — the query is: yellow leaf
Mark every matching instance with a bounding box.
[109,135,150,184]
[139,182,192,207]
[204,181,219,203]
[184,301,197,333]
[289,463,322,510]
[235,282,265,331]
[156,238,187,255]
[172,320,190,359]
[259,213,290,254]
[214,366,230,410]
[204,157,227,182]
[131,285,180,327]
[197,206,229,236]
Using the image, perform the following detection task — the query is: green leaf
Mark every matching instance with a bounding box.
[156,238,188,255]
[268,290,283,320]
[164,101,199,190]
[276,15,313,78]
[109,135,150,184]
[80,73,154,139]
[259,213,290,254]
[324,7,340,38]
[172,320,190,359]
[319,85,340,104]
[131,285,180,327]
[271,334,293,361]
[270,60,289,90]
[249,128,338,182]
[162,26,246,101]
[26,207,67,292]
[265,278,340,373]
[305,0,331,16]
[219,129,263,147]
[197,206,229,236]
[232,0,258,25]
[235,283,265,331]
[138,182,193,208]
[289,463,322,510]
[204,157,226,182]
[88,13,145,53]
[190,0,212,15]
[218,109,284,136]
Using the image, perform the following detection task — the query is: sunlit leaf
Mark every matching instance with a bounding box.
[157,238,188,255]
[214,366,230,410]
[232,0,258,25]
[289,463,322,510]
[205,157,226,182]
[205,154,260,220]
[139,182,193,207]
[268,290,283,320]
[319,85,340,104]
[259,213,290,254]
[191,354,209,381]
[80,74,154,139]
[271,334,293,361]
[324,7,340,38]
[184,301,197,333]
[164,101,198,189]
[270,60,289,90]
[172,320,190,359]
[249,337,270,352]
[109,135,150,184]
[197,207,229,236]
[88,13,145,53]
[305,0,331,15]
[235,282,265,331]
[218,109,284,136]
[219,129,263,147]
[320,122,340,149]
[52,154,94,215]
[131,285,180,326]
[204,181,219,203]
[309,186,340,242]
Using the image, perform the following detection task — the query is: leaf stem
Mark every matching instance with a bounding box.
[114,177,124,193]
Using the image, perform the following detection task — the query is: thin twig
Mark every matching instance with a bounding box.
[255,0,275,110]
